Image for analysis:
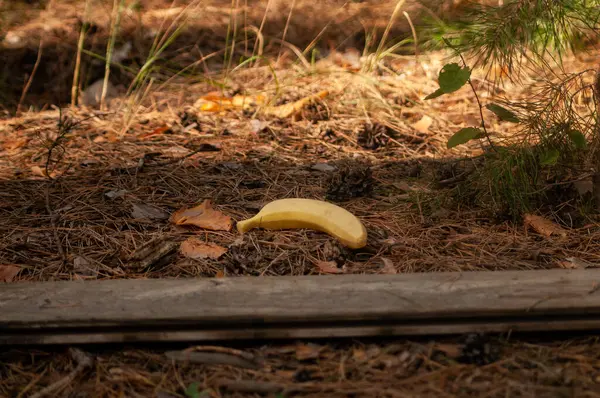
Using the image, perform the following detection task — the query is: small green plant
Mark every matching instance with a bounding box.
[422,0,599,218]
[184,382,210,398]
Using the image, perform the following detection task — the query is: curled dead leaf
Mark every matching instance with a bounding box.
[170,200,232,231]
[180,238,227,260]
[523,214,567,238]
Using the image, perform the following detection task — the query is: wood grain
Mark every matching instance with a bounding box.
[2,269,600,345]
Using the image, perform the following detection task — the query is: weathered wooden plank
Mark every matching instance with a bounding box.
[2,269,600,345]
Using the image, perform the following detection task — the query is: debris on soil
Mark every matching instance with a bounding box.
[457,333,501,366]
[326,162,374,201]
[126,236,179,272]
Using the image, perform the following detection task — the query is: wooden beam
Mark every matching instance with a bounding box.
[2,269,600,345]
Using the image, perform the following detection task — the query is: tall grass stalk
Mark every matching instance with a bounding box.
[101,0,125,110]
[72,0,91,107]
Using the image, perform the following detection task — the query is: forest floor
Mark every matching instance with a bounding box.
[2,0,600,397]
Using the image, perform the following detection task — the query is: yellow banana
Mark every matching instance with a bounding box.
[236,198,367,249]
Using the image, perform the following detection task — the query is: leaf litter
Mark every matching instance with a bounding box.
[1,3,600,395]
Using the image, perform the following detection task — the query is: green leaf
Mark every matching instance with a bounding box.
[424,88,445,100]
[438,63,471,94]
[447,127,484,149]
[185,383,204,398]
[539,148,560,166]
[485,103,520,123]
[568,130,587,149]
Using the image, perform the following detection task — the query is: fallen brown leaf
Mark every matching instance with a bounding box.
[131,203,169,220]
[0,265,21,282]
[180,238,227,260]
[314,260,342,274]
[352,348,368,362]
[380,257,397,274]
[138,125,171,139]
[411,115,433,134]
[263,90,329,119]
[295,343,323,360]
[195,93,265,113]
[31,165,56,178]
[3,137,28,151]
[170,200,232,231]
[558,257,592,269]
[434,344,462,358]
[523,214,567,238]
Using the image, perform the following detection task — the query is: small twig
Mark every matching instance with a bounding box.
[45,185,67,264]
[218,380,284,394]
[165,350,261,369]
[437,169,475,187]
[29,348,93,398]
[148,145,218,167]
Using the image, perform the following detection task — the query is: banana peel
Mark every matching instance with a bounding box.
[236,198,367,249]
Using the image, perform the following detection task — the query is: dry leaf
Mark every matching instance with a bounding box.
[31,165,56,178]
[180,238,227,260]
[0,265,21,282]
[434,344,461,358]
[195,93,265,113]
[412,115,433,134]
[380,257,397,274]
[3,137,28,151]
[315,260,342,274]
[131,203,169,220]
[215,270,225,278]
[352,348,368,362]
[295,343,323,360]
[523,214,567,238]
[263,90,329,119]
[311,163,336,172]
[170,200,232,231]
[138,125,170,139]
[558,257,593,269]
[231,94,266,108]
